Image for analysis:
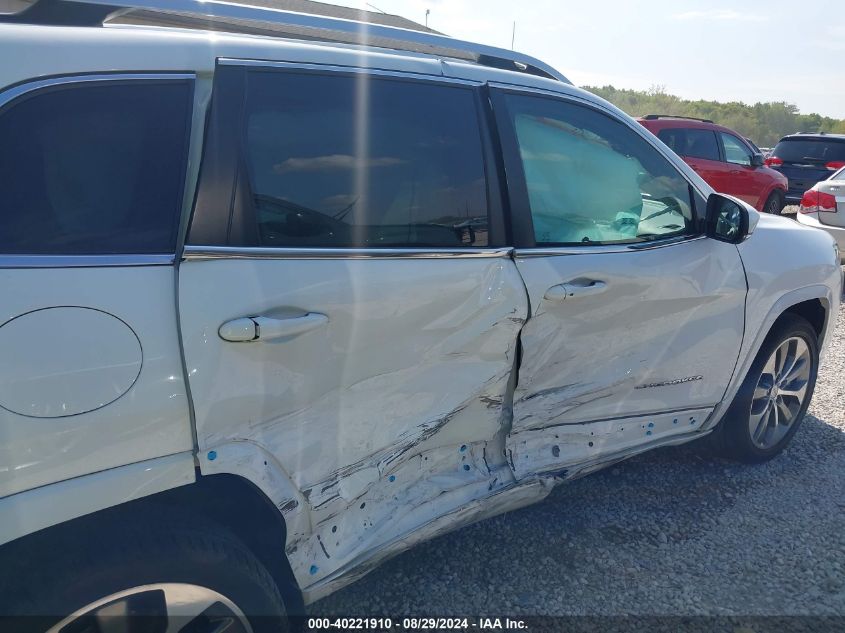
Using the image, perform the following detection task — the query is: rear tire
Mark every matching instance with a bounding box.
[763,190,784,215]
[0,507,289,632]
[707,313,818,463]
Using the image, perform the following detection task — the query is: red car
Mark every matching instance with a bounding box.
[637,115,788,214]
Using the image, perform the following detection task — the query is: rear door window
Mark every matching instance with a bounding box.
[657,128,720,161]
[241,71,488,248]
[0,78,193,254]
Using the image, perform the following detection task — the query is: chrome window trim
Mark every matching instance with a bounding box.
[0,72,196,111]
[218,58,482,86]
[0,255,176,268]
[515,235,707,258]
[183,245,512,260]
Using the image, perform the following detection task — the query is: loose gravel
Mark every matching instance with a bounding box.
[311,276,845,617]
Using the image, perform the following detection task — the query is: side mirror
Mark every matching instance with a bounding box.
[706,193,749,244]
[750,152,764,167]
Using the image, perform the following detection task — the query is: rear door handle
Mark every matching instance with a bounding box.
[544,279,608,301]
[219,313,328,342]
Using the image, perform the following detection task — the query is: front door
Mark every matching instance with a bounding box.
[719,131,763,209]
[178,63,528,587]
[490,88,748,479]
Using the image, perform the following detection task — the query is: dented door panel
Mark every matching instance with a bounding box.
[179,255,528,590]
[508,238,746,475]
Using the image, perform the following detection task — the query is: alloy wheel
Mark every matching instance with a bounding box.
[46,583,253,633]
[748,336,811,449]
[765,195,782,215]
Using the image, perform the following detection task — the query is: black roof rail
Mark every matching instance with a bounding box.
[642,114,714,124]
[0,0,571,83]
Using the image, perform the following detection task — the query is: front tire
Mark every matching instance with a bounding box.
[0,507,289,632]
[763,190,784,215]
[708,313,819,463]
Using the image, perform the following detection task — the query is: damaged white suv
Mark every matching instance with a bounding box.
[0,0,841,629]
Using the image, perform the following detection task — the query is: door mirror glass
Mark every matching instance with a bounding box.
[750,152,764,167]
[706,193,749,243]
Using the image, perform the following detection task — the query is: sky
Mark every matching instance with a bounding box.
[329,0,845,119]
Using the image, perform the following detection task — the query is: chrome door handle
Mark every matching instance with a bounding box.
[218,313,328,342]
[544,279,607,301]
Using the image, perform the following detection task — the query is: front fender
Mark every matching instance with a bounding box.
[704,216,840,429]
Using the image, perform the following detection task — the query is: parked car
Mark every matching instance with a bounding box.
[637,115,788,214]
[0,1,841,629]
[765,133,845,206]
[796,165,845,261]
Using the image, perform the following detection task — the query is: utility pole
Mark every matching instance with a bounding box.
[425,9,430,28]
[511,21,516,50]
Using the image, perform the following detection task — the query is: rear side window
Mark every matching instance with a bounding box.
[242,71,488,248]
[0,79,192,255]
[657,128,720,161]
[773,138,845,163]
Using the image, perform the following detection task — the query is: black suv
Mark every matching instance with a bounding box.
[766,133,845,205]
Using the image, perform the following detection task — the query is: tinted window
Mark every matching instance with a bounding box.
[720,133,751,166]
[0,80,192,254]
[502,95,694,246]
[657,128,720,161]
[773,138,845,163]
[243,72,488,248]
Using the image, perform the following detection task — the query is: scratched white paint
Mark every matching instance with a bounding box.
[0,22,841,609]
[507,407,714,480]
[179,256,529,592]
[510,238,747,440]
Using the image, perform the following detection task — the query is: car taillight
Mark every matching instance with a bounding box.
[765,156,783,167]
[825,161,845,170]
[799,190,837,213]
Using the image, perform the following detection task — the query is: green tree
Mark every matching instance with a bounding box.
[584,86,845,148]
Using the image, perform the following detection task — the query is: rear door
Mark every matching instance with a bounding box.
[0,74,196,498]
[656,127,729,193]
[491,89,747,479]
[178,62,528,583]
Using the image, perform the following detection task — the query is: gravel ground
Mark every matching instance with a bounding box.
[311,275,845,617]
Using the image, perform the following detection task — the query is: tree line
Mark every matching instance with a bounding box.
[584,84,845,148]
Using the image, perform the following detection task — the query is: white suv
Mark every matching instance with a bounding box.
[0,1,841,630]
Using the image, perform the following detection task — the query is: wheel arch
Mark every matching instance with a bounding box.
[0,453,306,614]
[783,297,828,346]
[135,472,305,614]
[704,286,834,432]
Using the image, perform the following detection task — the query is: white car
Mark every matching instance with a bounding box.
[796,165,845,261]
[0,1,841,630]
